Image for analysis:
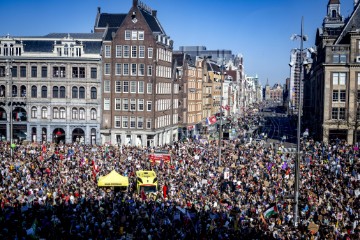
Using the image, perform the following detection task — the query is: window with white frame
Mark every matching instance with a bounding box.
[104,80,110,92]
[131,46,137,58]
[123,45,129,58]
[123,63,129,75]
[130,81,136,93]
[125,30,131,40]
[130,116,136,128]
[138,31,144,40]
[147,65,152,76]
[104,63,111,75]
[130,99,136,111]
[131,31,137,40]
[138,64,145,76]
[131,63,137,76]
[123,98,129,110]
[90,108,97,120]
[115,116,121,128]
[147,83,152,94]
[31,107,37,118]
[41,107,47,119]
[115,81,121,93]
[146,118,151,129]
[72,108,78,119]
[60,107,66,119]
[115,63,122,75]
[137,117,143,129]
[147,101,152,111]
[53,107,59,119]
[105,45,111,58]
[104,98,110,110]
[139,45,145,58]
[115,98,121,110]
[138,81,144,93]
[79,108,85,120]
[122,116,128,128]
[148,48,153,58]
[123,81,129,93]
[332,72,346,85]
[116,45,122,58]
[138,99,144,111]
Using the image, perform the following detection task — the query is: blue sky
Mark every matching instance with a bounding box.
[0,0,355,86]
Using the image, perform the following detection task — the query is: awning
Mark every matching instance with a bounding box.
[97,170,129,187]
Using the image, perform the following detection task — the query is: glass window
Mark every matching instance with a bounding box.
[41,66,47,78]
[138,99,144,111]
[104,80,110,92]
[41,86,47,98]
[131,63,137,76]
[20,66,26,78]
[90,108,97,120]
[147,101,152,111]
[115,81,121,93]
[31,107,37,118]
[130,116,136,128]
[123,63,129,75]
[60,86,66,98]
[138,81,144,93]
[116,45,122,58]
[53,86,59,98]
[105,45,111,58]
[146,118,151,129]
[123,81,129,93]
[139,45,145,58]
[91,87,97,99]
[332,90,339,102]
[339,108,346,120]
[131,31,137,40]
[59,107,66,119]
[123,98,129,110]
[130,81,136,93]
[79,108,85,120]
[123,45,129,58]
[72,108,78,119]
[148,48,153,58]
[115,63,122,75]
[122,116,128,128]
[72,86,78,98]
[53,107,59,119]
[41,107,47,119]
[138,64,145,76]
[332,108,338,119]
[131,45,137,58]
[31,66,37,78]
[147,65,152,76]
[104,98,110,110]
[115,116,121,128]
[104,63,111,75]
[137,117,143,129]
[11,66,17,77]
[130,98,136,111]
[79,87,85,99]
[138,31,144,40]
[340,90,346,102]
[115,98,121,110]
[147,83,152,94]
[31,86,37,98]
[125,30,131,40]
[91,67,97,79]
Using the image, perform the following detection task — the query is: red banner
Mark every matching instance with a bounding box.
[149,153,171,164]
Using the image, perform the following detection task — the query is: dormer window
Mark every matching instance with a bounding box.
[54,38,83,57]
[332,10,337,18]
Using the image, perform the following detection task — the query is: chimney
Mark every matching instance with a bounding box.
[97,7,101,13]
[133,0,138,7]
[152,10,157,17]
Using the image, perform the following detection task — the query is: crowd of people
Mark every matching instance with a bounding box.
[0,122,359,239]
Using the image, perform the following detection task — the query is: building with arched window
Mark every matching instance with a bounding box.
[0,33,102,144]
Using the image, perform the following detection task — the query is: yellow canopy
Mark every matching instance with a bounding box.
[97,170,129,187]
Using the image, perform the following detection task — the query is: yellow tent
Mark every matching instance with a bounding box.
[97,170,129,187]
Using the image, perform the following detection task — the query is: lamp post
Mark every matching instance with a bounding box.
[291,16,307,228]
[6,59,14,159]
[218,62,225,166]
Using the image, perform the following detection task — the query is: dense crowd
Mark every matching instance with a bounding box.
[0,129,359,239]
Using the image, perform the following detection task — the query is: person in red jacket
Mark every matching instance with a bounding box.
[162,184,168,199]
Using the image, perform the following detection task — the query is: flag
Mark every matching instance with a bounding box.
[264,205,278,218]
[206,115,217,125]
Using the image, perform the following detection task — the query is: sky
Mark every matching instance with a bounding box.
[0,0,356,86]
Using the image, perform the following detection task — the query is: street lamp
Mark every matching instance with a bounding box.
[291,16,307,228]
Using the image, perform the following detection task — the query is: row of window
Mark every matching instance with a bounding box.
[0,85,97,99]
[0,66,97,79]
[104,63,152,76]
[104,45,152,59]
[105,81,151,94]
[105,98,152,111]
[31,107,97,120]
[114,116,150,129]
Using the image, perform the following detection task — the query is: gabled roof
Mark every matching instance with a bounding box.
[96,13,127,28]
[335,2,360,44]
[139,9,164,34]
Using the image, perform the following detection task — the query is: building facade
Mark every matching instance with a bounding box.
[304,0,360,143]
[95,0,179,146]
[0,33,103,144]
